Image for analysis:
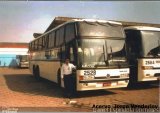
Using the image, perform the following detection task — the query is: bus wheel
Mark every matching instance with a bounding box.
[57,68,61,87]
[35,66,40,80]
[33,65,36,76]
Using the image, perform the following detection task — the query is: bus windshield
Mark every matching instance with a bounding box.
[77,39,127,68]
[78,22,125,38]
[141,31,160,57]
[19,55,28,62]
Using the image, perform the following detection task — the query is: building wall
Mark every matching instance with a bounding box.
[0,48,28,67]
[0,54,17,67]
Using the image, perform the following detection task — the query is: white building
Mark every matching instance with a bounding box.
[0,43,28,67]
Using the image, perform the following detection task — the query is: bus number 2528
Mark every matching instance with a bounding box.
[84,70,96,75]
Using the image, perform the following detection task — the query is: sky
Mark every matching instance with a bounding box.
[0,1,160,43]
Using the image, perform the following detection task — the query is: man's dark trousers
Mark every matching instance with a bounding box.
[64,74,75,98]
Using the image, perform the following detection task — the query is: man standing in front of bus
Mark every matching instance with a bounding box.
[61,58,76,98]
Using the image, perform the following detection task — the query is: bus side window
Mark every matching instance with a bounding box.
[64,43,75,64]
[70,48,74,62]
[65,24,75,43]
[60,46,66,62]
[45,50,50,59]
[69,42,77,65]
[51,50,59,60]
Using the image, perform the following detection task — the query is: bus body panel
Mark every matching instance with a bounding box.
[30,60,60,82]
[138,58,160,81]
[76,68,129,91]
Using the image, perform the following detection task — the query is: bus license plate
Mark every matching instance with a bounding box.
[103,82,111,87]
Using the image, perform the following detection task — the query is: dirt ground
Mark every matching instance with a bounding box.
[0,68,159,112]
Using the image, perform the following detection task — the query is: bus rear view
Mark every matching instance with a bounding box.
[125,26,160,84]
[17,55,29,68]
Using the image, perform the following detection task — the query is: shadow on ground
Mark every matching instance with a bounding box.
[75,89,116,98]
[4,74,63,98]
[114,81,159,91]
[3,74,116,98]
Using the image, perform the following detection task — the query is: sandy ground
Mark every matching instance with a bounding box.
[0,68,159,112]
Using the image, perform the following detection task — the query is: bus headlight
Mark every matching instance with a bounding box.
[141,66,153,70]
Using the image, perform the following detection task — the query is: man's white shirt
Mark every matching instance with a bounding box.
[61,63,76,79]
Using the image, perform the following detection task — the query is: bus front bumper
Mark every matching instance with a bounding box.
[77,78,129,91]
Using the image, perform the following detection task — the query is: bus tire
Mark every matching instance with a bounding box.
[57,68,61,87]
[35,66,40,80]
[33,65,36,76]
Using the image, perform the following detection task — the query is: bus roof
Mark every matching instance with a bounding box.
[124,26,160,31]
[72,19,122,25]
[30,19,122,43]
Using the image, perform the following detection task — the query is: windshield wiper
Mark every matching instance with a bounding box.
[110,46,113,61]
[104,41,109,66]
[94,45,108,67]
[110,46,122,68]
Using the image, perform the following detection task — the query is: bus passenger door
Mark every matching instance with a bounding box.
[65,41,77,66]
[58,46,65,87]
[125,30,140,84]
[65,41,77,91]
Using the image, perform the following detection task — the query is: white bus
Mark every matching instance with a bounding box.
[16,55,29,68]
[125,26,160,84]
[29,19,129,91]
